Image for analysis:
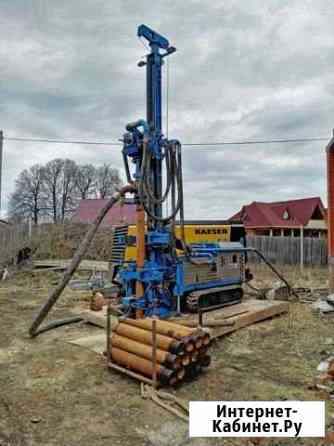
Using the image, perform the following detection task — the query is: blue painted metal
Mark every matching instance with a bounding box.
[118,25,248,317]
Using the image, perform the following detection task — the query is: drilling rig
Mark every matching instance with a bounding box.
[111,24,250,319]
[29,25,293,344]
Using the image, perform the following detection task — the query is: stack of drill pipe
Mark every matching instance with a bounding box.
[108,318,212,386]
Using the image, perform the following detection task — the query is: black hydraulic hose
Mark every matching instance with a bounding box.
[29,184,135,337]
[30,316,84,336]
[138,140,182,223]
[143,148,172,205]
[245,247,299,299]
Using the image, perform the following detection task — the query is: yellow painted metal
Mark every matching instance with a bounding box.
[124,224,232,262]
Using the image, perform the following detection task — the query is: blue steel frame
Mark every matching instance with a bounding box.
[118,25,247,317]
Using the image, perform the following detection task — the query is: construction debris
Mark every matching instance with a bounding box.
[314,357,334,399]
[266,281,291,301]
[312,296,334,315]
[90,292,105,311]
[1,268,9,281]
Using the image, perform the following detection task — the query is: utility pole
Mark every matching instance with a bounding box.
[0,130,3,217]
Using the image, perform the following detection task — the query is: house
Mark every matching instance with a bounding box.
[229,197,327,237]
[71,198,136,227]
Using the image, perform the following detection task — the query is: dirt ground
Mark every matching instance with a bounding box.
[0,265,334,446]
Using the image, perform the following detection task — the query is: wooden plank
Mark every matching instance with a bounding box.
[171,299,288,339]
[67,334,106,354]
[208,301,288,339]
[75,300,288,339]
[78,307,119,329]
[33,259,109,272]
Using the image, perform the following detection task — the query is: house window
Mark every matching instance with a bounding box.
[283,210,289,220]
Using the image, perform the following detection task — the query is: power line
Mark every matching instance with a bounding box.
[183,137,329,146]
[4,136,122,146]
[3,135,330,148]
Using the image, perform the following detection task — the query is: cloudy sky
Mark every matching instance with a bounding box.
[1,0,333,219]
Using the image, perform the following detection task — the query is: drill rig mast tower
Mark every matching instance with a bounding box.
[117,25,245,318]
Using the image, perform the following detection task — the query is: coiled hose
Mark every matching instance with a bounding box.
[138,139,183,224]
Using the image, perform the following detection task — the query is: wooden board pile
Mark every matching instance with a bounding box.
[107,318,211,386]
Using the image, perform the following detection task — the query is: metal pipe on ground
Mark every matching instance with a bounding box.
[185,363,202,380]
[198,346,208,357]
[180,354,191,366]
[190,350,199,363]
[123,317,195,338]
[111,347,175,385]
[176,367,186,381]
[115,323,185,354]
[184,340,195,353]
[110,334,182,370]
[169,375,178,386]
[107,361,154,386]
[122,317,207,348]
[201,333,211,346]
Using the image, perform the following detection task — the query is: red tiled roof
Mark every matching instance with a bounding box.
[229,197,326,228]
[71,199,136,226]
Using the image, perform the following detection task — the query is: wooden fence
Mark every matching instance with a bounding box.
[0,222,116,267]
[0,224,328,268]
[246,235,327,266]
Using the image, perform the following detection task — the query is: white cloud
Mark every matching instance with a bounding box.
[0,0,332,219]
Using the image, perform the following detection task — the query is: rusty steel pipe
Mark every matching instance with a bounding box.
[107,361,154,385]
[184,339,195,353]
[184,364,201,380]
[111,347,175,385]
[115,323,184,354]
[111,334,182,370]
[122,318,206,348]
[169,375,178,386]
[176,367,186,381]
[201,333,211,346]
[193,336,203,349]
[180,354,191,366]
[198,346,209,357]
[190,350,199,363]
[123,317,196,339]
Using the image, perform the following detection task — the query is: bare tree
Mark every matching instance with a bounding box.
[8,164,45,224]
[60,159,78,222]
[96,164,122,199]
[9,158,123,225]
[43,158,64,223]
[75,164,96,199]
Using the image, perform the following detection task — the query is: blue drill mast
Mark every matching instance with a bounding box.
[121,25,180,318]
[117,25,246,318]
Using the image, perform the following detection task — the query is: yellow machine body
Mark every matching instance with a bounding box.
[124,223,232,262]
